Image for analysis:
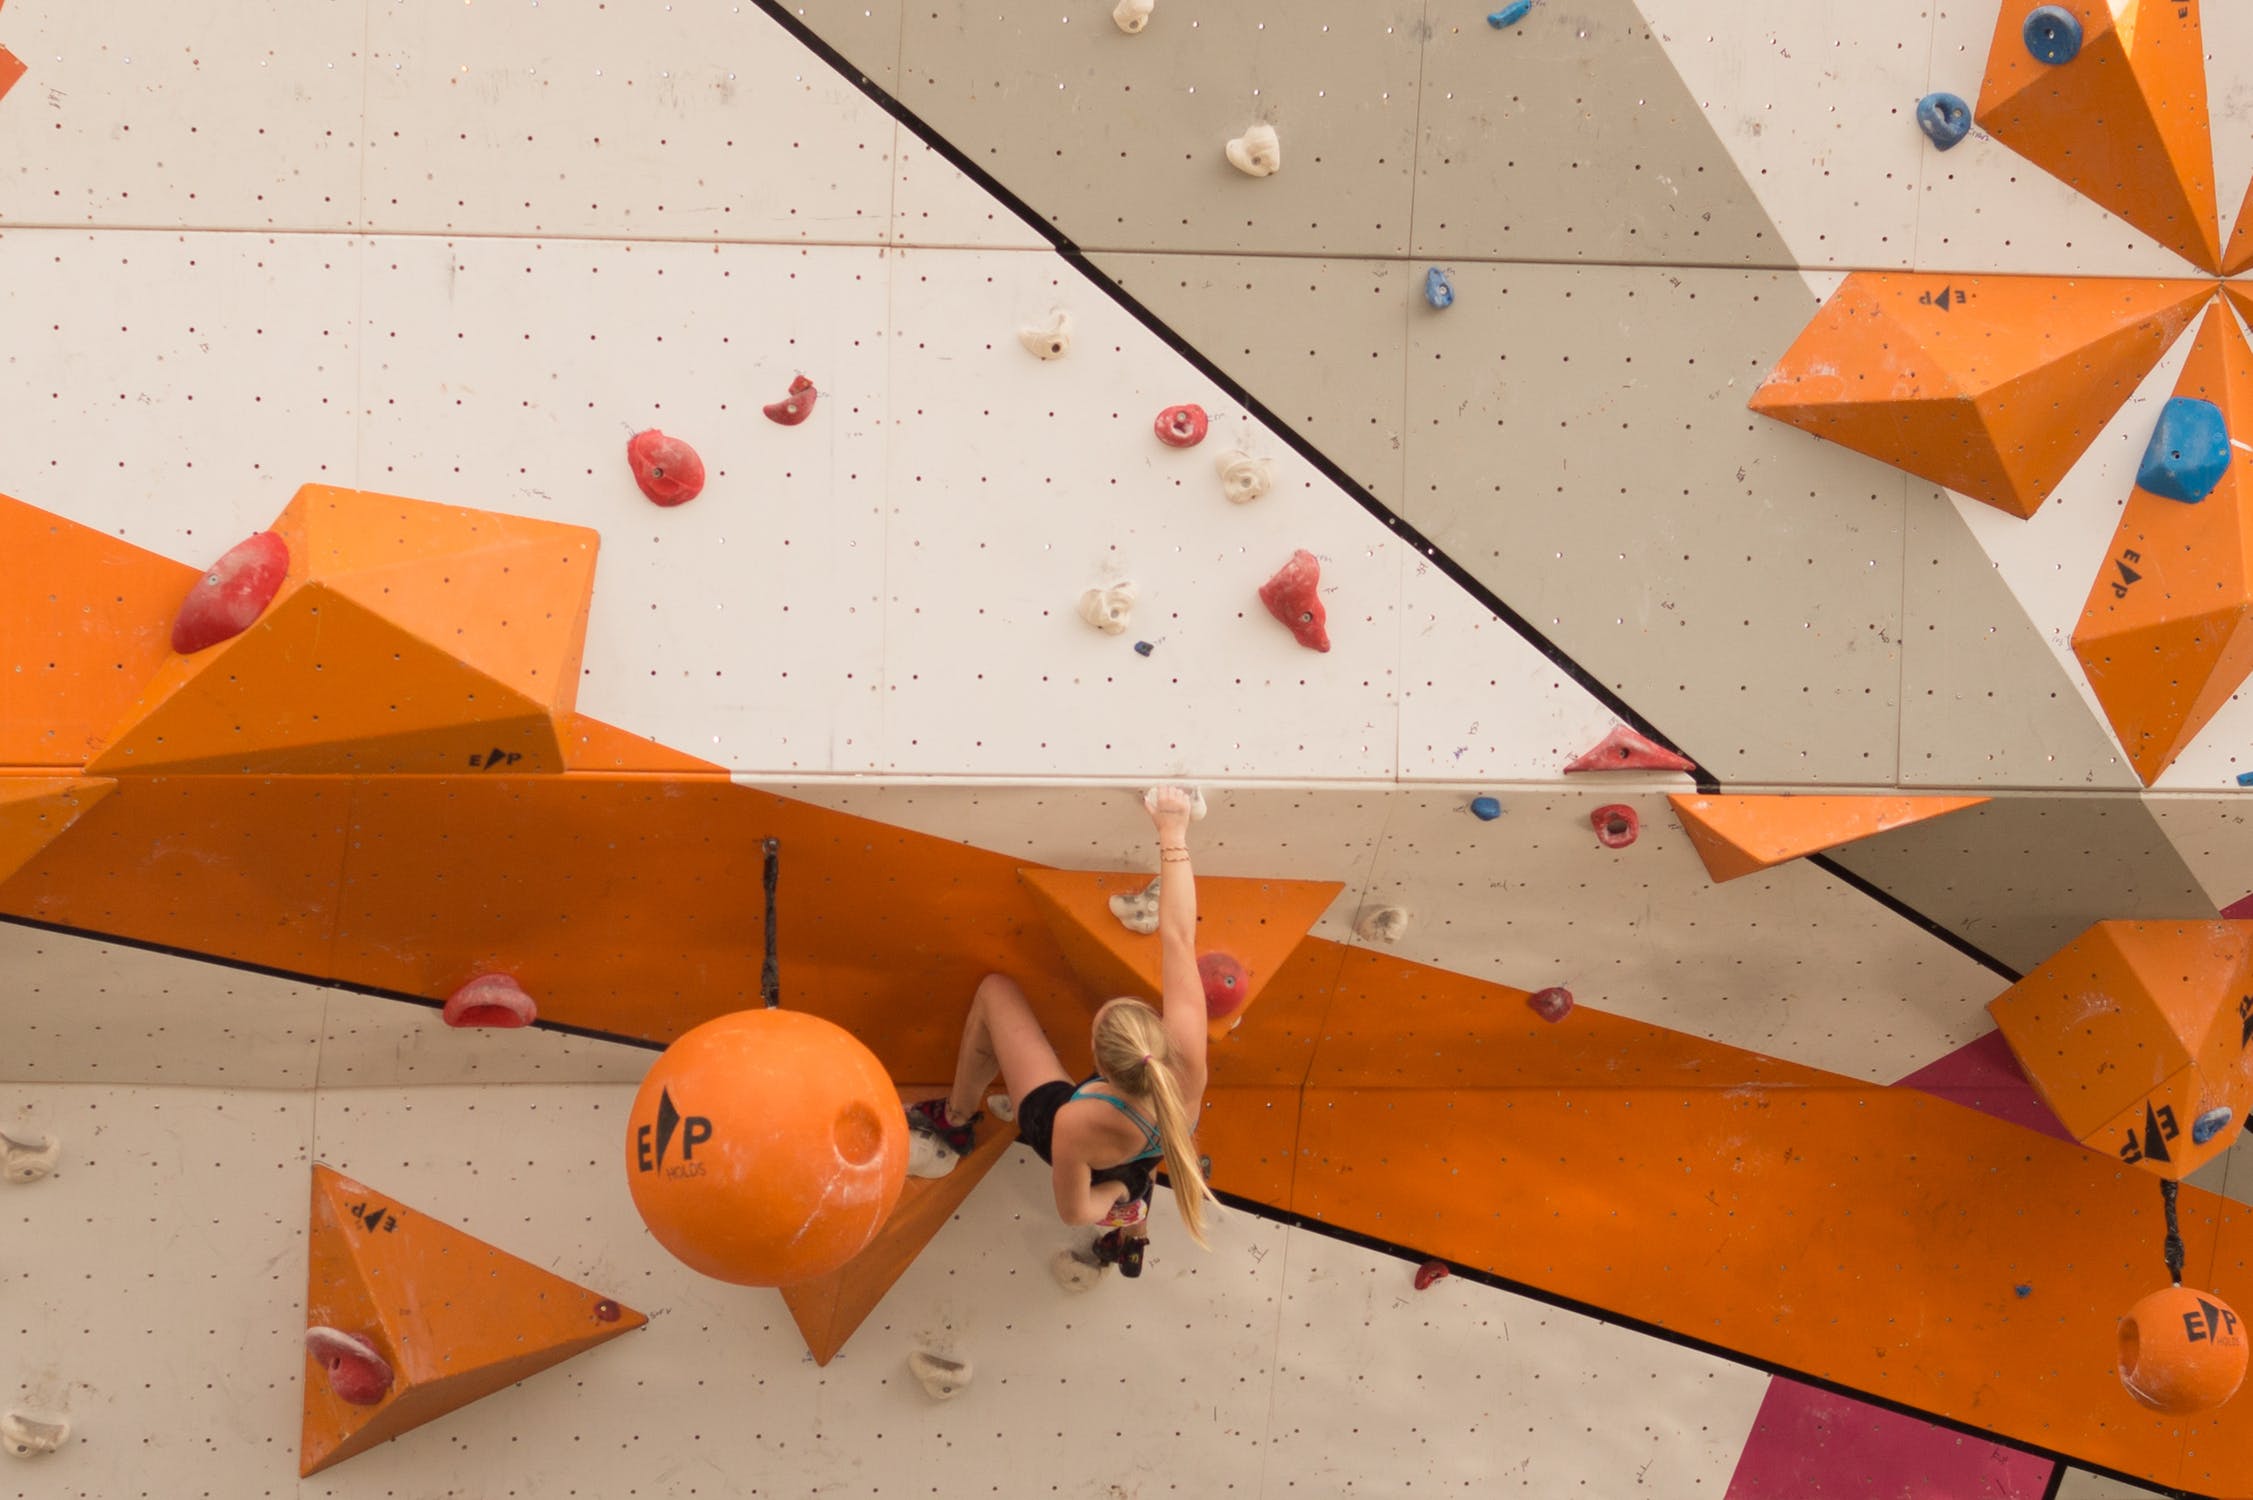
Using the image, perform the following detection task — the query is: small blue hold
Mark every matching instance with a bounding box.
[2014,1284,2033,1299]
[2137,397,2232,504]
[1915,92,1971,151]
[2194,1106,2236,1146]
[1470,795,1503,821]
[2022,5,2082,65]
[1133,640,1155,657]
[1424,266,1455,310]
[1487,0,1533,30]
[2239,770,2253,787]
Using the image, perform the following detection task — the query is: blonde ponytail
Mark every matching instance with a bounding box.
[1092,999,1220,1247]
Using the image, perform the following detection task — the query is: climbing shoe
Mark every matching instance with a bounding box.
[1092,1229,1146,1279]
[905,1098,979,1155]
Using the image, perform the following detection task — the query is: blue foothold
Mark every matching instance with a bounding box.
[2239,770,2253,787]
[2022,5,2082,65]
[1424,266,1455,310]
[2137,397,2232,504]
[2014,1284,2033,1299]
[2194,1106,2236,1146]
[1470,795,1503,821]
[1133,640,1155,657]
[1914,92,1971,151]
[1487,0,1532,29]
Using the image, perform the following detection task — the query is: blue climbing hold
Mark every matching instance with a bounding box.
[1487,0,1532,29]
[2239,770,2253,787]
[1470,796,1503,821]
[2022,5,2082,64]
[1915,93,1971,151]
[1133,640,1155,657]
[2014,1284,2033,1299]
[2137,397,2231,504]
[2194,1106,2236,1146]
[1424,267,1455,310]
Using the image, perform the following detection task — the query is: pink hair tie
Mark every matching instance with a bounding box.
[1140,1053,1153,1065]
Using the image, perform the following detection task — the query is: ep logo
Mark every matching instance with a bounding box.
[635,1087,714,1178]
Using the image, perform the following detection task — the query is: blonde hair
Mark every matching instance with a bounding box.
[1091,998,1218,1247]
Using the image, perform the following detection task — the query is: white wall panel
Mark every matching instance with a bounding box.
[891,131,1047,251]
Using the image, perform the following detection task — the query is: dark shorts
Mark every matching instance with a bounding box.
[1015,1078,1158,1202]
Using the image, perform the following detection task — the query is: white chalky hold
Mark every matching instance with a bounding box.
[986,1093,1016,1122]
[1215,450,1274,504]
[907,1133,959,1179]
[0,1413,69,1459]
[1052,1248,1105,1292]
[1018,310,1072,360]
[1354,905,1411,945]
[1078,581,1137,636]
[1113,0,1153,33]
[1108,877,1162,935]
[908,1350,973,1401]
[1225,122,1281,177]
[0,1130,59,1184]
[1142,784,1208,820]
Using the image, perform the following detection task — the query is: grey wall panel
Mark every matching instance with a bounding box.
[2148,795,2253,911]
[779,0,905,93]
[1400,265,1903,784]
[1899,487,2139,789]
[1826,795,2218,976]
[1415,0,1788,266]
[1090,252,1411,506]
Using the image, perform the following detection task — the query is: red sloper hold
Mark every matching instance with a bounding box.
[305,1328,393,1406]
[1562,724,1695,774]
[764,375,818,426]
[441,974,538,1029]
[1200,951,1248,1020]
[1154,404,1209,448]
[1590,804,1639,849]
[1527,986,1574,1023]
[1258,549,1330,652]
[626,430,705,507]
[172,531,290,654]
[1414,1260,1451,1291]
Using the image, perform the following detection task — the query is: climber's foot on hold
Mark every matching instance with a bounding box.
[906,1133,959,1179]
[906,1097,978,1155]
[1092,1228,1147,1279]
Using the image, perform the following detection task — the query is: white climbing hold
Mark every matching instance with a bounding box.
[986,1093,1017,1122]
[1141,784,1208,821]
[1113,0,1153,33]
[1108,876,1162,936]
[1225,122,1281,177]
[1078,580,1137,636]
[907,1133,960,1179]
[1018,310,1072,360]
[1354,905,1411,945]
[1,1412,69,1458]
[1215,450,1274,504]
[908,1349,973,1401]
[1052,1247,1105,1292]
[0,1129,59,1184]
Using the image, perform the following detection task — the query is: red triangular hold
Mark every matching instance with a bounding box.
[301,1164,645,1475]
[1563,725,1696,774]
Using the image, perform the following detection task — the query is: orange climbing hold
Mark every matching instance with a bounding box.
[301,1164,644,1476]
[1750,274,2210,518]
[625,1009,909,1287]
[0,777,112,888]
[1668,793,1988,883]
[1977,0,2219,272]
[1017,867,1341,1039]
[2118,1284,2249,1414]
[782,1088,1022,1365]
[88,485,599,776]
[2073,302,2253,784]
[1989,920,2253,1182]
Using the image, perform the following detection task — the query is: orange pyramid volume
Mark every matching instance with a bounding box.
[1667,793,1986,883]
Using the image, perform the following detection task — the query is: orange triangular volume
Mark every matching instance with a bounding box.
[0,495,201,767]
[1666,793,1987,883]
[782,1090,1021,1365]
[2072,302,2253,783]
[2226,176,2253,277]
[0,776,113,885]
[557,713,729,775]
[1976,0,2220,271]
[1752,274,2211,518]
[302,1164,645,1477]
[0,44,23,105]
[88,485,598,775]
[1016,867,1342,1039]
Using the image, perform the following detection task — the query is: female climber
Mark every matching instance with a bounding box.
[907,786,1217,1275]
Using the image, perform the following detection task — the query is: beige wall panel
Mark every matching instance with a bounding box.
[2054,1468,2176,1499]
[1826,795,2218,976]
[1414,0,1787,267]
[1402,266,1903,785]
[893,1,1424,258]
[1899,486,2138,789]
[2147,795,2253,912]
[1091,252,1411,508]
[892,132,1047,250]
[316,993,657,1090]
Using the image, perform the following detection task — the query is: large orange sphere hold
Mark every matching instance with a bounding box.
[625,1010,908,1287]
[2118,1284,2249,1413]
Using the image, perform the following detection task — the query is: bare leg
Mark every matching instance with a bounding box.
[948,974,1068,1121]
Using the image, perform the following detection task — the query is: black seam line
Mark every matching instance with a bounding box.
[0,910,670,1055]
[1807,852,2023,983]
[1202,1183,2206,1500]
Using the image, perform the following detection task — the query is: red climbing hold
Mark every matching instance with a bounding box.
[764,375,818,426]
[1258,549,1330,652]
[1154,404,1209,448]
[626,429,706,507]
[1591,804,1639,849]
[1200,952,1249,1020]
[305,1327,393,1407]
[1527,986,1574,1023]
[1414,1260,1451,1291]
[441,974,538,1029]
[1563,725,1695,774]
[172,531,290,655]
